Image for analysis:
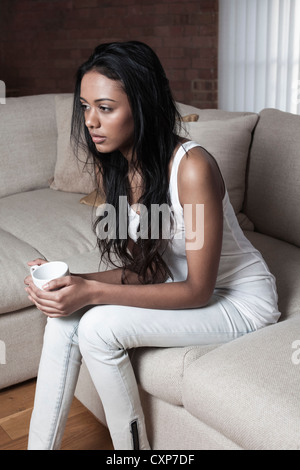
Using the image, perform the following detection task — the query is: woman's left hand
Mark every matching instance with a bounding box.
[25,275,95,318]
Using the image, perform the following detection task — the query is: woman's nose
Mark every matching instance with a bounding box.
[85,108,100,129]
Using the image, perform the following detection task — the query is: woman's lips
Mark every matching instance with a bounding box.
[91,134,106,144]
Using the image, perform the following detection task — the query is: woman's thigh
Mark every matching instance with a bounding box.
[78,294,255,351]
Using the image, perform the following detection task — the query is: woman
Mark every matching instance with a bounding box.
[25,41,280,450]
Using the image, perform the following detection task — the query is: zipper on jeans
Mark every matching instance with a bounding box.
[130,419,140,450]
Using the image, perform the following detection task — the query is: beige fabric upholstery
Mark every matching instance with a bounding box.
[245,231,300,321]
[140,391,242,450]
[244,108,300,248]
[0,189,98,262]
[131,344,218,406]
[0,307,46,389]
[0,95,57,198]
[179,114,258,215]
[183,317,300,450]
[50,94,95,194]
[0,189,101,314]
[0,228,42,314]
[177,102,256,121]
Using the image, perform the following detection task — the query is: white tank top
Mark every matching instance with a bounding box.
[128,141,281,329]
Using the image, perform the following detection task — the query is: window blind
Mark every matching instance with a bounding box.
[218,0,300,114]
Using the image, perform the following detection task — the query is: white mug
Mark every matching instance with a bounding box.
[30,261,69,290]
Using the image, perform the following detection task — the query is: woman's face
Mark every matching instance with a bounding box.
[80,70,135,158]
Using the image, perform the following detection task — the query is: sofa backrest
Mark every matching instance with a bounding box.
[0,94,57,199]
[244,108,300,248]
[178,102,258,218]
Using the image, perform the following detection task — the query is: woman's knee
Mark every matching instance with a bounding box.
[78,305,127,353]
[43,311,82,346]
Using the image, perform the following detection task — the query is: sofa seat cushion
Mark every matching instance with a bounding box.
[0,228,43,314]
[0,307,46,389]
[0,188,98,261]
[183,317,300,450]
[244,231,300,321]
[131,344,218,406]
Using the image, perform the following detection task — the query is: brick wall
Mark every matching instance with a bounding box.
[0,0,218,108]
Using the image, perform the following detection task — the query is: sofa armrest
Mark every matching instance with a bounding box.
[183,317,300,450]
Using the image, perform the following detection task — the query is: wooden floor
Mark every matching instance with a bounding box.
[0,379,114,450]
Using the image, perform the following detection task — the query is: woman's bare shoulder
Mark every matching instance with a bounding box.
[178,144,225,201]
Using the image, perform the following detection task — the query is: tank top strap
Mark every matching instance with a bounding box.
[169,141,202,207]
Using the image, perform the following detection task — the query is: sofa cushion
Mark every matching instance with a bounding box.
[131,344,218,406]
[177,102,256,122]
[179,113,259,215]
[0,307,46,389]
[244,231,300,321]
[0,189,98,261]
[50,94,96,194]
[244,108,300,248]
[0,95,57,199]
[0,229,43,314]
[183,317,300,450]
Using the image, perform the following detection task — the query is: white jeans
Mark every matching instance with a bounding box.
[27,294,255,450]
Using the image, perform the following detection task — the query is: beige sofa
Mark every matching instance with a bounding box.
[0,94,299,450]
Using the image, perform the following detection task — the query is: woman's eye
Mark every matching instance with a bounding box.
[99,106,112,112]
[80,103,112,113]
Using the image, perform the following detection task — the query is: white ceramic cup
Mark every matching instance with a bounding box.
[30,261,69,290]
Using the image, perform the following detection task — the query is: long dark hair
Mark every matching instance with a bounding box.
[71,41,181,284]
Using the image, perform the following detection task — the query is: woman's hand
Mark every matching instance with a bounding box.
[25,274,95,318]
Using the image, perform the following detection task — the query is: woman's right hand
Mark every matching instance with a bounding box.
[24,258,48,286]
